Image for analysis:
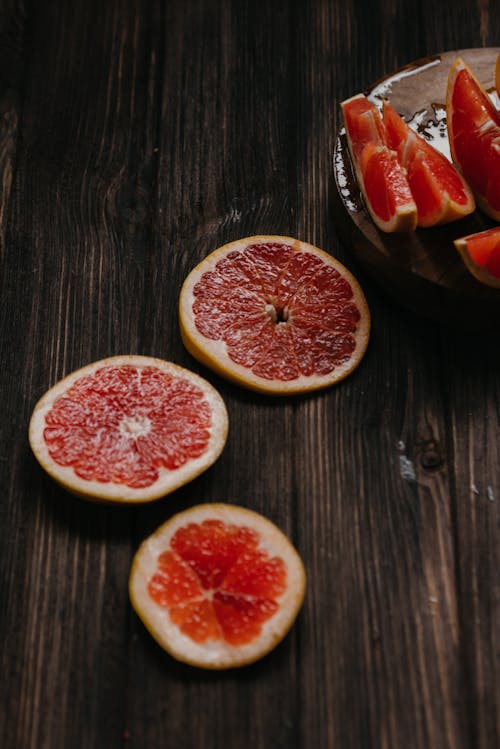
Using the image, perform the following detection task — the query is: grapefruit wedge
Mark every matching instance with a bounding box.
[179,236,370,395]
[129,503,306,669]
[29,356,228,503]
[341,93,417,232]
[382,100,475,227]
[454,226,500,288]
[446,56,500,221]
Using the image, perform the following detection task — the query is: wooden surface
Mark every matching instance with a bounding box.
[0,1,499,748]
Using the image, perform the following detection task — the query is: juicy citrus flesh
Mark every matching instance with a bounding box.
[496,51,500,98]
[341,94,417,232]
[382,100,475,227]
[454,226,500,287]
[179,236,370,394]
[446,58,500,221]
[129,504,306,669]
[29,356,228,503]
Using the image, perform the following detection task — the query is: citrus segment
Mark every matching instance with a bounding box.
[454,226,500,288]
[446,57,500,220]
[179,236,370,394]
[29,356,228,503]
[129,503,306,668]
[341,94,418,232]
[382,100,475,227]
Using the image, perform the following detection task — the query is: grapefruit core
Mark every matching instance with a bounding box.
[129,503,306,669]
[28,356,228,503]
[454,226,500,288]
[341,94,418,233]
[178,236,370,395]
[382,100,475,227]
[446,57,500,221]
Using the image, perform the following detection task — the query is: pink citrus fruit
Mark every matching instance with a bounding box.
[129,503,306,669]
[179,235,370,394]
[29,355,228,503]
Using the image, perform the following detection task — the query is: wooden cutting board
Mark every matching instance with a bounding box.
[333,47,500,329]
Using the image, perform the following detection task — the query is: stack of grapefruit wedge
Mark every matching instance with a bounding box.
[341,93,475,232]
[446,55,500,221]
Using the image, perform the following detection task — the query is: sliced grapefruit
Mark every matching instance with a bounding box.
[179,236,370,395]
[454,226,500,288]
[341,93,418,232]
[446,56,500,221]
[29,355,228,503]
[129,503,306,669]
[382,100,475,227]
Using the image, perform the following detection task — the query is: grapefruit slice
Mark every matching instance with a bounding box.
[454,226,500,288]
[179,235,370,395]
[29,355,228,503]
[129,503,306,669]
[382,100,475,227]
[446,56,500,221]
[341,93,418,232]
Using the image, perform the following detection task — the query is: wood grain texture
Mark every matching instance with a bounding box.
[0,1,499,748]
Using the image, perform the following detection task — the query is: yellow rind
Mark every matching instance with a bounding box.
[129,503,307,670]
[179,235,371,395]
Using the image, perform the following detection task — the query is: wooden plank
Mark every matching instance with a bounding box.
[0,1,163,747]
[443,336,500,748]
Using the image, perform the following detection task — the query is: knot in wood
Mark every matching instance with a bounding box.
[420,442,443,470]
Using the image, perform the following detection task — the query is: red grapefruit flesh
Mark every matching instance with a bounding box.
[446,57,500,221]
[454,226,500,288]
[179,236,370,394]
[341,93,417,232]
[496,51,500,98]
[129,503,306,668]
[29,356,228,503]
[382,100,475,227]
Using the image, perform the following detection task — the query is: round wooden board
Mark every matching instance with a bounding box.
[333,47,500,330]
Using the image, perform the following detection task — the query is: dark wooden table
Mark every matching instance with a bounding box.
[1,2,499,747]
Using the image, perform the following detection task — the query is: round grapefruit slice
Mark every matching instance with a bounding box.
[446,56,500,221]
[129,503,306,669]
[382,100,475,227]
[454,226,500,288]
[178,236,370,394]
[341,93,417,232]
[29,356,228,503]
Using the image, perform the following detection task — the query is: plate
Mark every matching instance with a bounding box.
[332,47,500,329]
